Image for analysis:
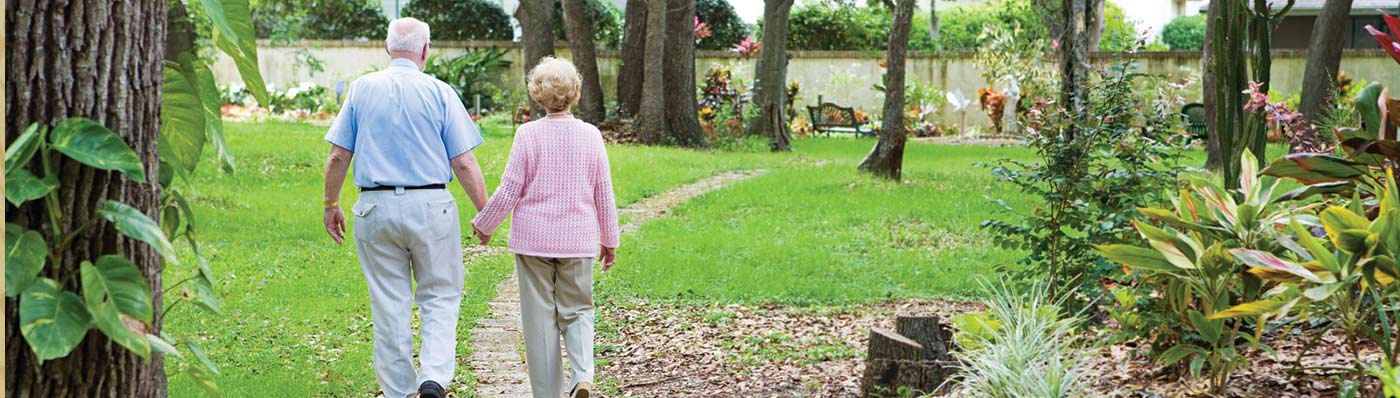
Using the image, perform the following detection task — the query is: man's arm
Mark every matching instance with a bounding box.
[451,151,488,211]
[323,145,353,244]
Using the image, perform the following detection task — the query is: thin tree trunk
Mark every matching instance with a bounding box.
[745,0,795,151]
[634,0,668,144]
[517,0,556,119]
[1299,0,1354,124]
[1088,0,1104,51]
[562,0,606,124]
[1203,0,1222,170]
[929,0,939,44]
[616,0,647,118]
[6,1,168,397]
[1208,0,1251,187]
[1056,0,1096,139]
[661,0,706,147]
[858,0,915,180]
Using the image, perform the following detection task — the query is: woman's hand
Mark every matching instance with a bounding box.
[599,246,616,271]
[472,225,492,245]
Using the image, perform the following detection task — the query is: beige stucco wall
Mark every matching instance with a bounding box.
[213,40,1400,127]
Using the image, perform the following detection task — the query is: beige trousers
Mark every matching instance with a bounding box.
[516,254,596,398]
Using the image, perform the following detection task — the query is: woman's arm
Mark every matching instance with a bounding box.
[594,145,620,250]
[471,132,531,235]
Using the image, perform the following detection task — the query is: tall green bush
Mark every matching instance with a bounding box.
[252,0,388,40]
[785,0,892,51]
[1161,14,1206,50]
[696,0,751,50]
[402,0,514,41]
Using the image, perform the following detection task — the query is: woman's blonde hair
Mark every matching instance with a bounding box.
[526,57,582,113]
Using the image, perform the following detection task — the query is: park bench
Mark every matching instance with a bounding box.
[807,102,874,138]
[1181,103,1207,140]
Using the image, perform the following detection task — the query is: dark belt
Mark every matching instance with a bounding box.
[359,184,446,192]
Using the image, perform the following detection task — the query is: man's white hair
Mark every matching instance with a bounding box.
[386,17,431,53]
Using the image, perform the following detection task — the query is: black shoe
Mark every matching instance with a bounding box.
[418,380,445,398]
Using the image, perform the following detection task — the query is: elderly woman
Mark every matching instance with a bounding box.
[471,57,618,398]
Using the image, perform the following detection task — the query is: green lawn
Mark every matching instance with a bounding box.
[163,120,1040,396]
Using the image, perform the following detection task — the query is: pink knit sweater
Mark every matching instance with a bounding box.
[471,114,620,258]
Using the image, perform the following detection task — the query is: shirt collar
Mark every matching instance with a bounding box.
[388,58,419,70]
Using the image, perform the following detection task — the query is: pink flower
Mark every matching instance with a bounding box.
[734,35,761,58]
[693,17,712,39]
[1364,12,1400,65]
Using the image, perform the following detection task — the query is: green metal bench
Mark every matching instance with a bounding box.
[1181,103,1207,140]
[807,102,874,138]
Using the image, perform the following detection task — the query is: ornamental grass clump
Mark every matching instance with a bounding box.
[950,282,1093,398]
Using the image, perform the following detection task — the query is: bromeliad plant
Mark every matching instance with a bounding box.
[1096,150,1306,393]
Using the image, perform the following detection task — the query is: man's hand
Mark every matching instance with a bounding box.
[325,206,347,245]
[599,246,616,271]
[472,225,492,246]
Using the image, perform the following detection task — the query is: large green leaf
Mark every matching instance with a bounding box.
[100,201,178,264]
[1210,298,1288,320]
[6,225,48,297]
[88,295,151,360]
[195,61,235,173]
[48,118,147,182]
[160,61,207,178]
[81,256,153,323]
[1274,181,1356,203]
[1231,248,1330,283]
[6,123,45,172]
[5,169,58,206]
[1096,244,1179,272]
[1261,153,1369,184]
[19,278,92,361]
[199,0,268,106]
[190,273,222,314]
[148,333,183,360]
[186,336,220,375]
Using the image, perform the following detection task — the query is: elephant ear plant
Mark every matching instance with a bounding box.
[1096,150,1309,394]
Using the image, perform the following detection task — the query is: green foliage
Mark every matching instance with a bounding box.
[200,0,270,106]
[554,0,626,49]
[422,48,513,113]
[402,0,513,41]
[1096,151,1293,393]
[785,0,892,51]
[695,0,750,50]
[252,0,388,40]
[1161,15,1206,51]
[982,57,1192,298]
[914,0,1137,52]
[1098,3,1138,52]
[952,282,1093,398]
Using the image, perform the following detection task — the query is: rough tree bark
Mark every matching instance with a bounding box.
[6,1,168,397]
[1088,0,1104,51]
[858,0,915,180]
[1055,0,1099,137]
[634,0,669,143]
[517,0,556,119]
[1298,0,1354,123]
[1203,0,1222,170]
[616,0,647,118]
[660,0,707,147]
[562,0,606,124]
[744,0,795,151]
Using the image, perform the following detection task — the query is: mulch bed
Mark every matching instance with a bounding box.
[596,298,1378,398]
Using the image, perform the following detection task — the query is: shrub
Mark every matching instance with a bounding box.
[1161,15,1206,51]
[553,0,626,49]
[695,0,750,50]
[1098,3,1139,51]
[401,0,514,41]
[952,282,1093,398]
[917,0,1138,52]
[253,0,389,41]
[784,0,891,51]
[422,48,513,113]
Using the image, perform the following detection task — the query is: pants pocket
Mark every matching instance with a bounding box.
[425,200,459,240]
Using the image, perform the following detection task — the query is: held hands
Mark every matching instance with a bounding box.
[599,246,616,271]
[324,206,347,245]
[472,225,492,246]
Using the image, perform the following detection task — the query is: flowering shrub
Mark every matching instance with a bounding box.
[1243,81,1327,153]
[693,16,711,40]
[734,35,760,58]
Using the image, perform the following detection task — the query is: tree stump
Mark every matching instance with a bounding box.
[861,318,957,397]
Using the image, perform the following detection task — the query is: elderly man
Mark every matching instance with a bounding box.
[321,17,489,398]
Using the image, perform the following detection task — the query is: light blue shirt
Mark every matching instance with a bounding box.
[325,58,484,188]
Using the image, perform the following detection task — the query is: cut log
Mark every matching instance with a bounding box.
[895,315,954,362]
[861,326,956,397]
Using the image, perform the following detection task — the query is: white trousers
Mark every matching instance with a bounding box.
[352,189,464,398]
[516,255,596,398]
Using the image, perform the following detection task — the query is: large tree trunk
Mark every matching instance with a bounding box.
[6,1,168,397]
[1298,0,1354,124]
[616,0,647,118]
[517,0,556,119]
[562,0,606,124]
[744,0,795,151]
[1054,0,1098,139]
[661,0,707,147]
[1203,0,1222,170]
[634,0,668,143]
[858,0,915,180]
